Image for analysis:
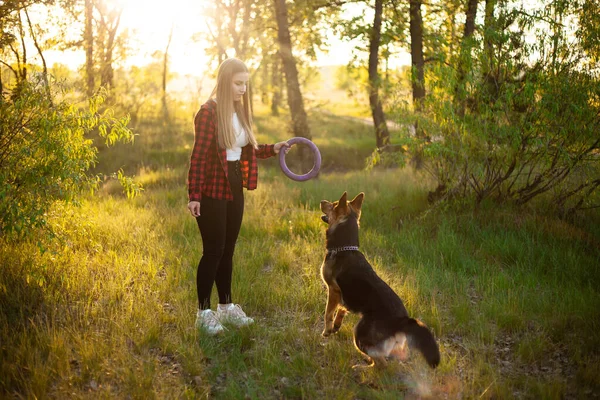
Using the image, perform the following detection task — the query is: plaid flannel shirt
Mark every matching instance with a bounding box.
[188,99,276,202]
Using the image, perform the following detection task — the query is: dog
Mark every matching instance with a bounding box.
[319,192,440,369]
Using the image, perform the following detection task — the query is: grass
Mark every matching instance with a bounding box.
[1,103,599,399]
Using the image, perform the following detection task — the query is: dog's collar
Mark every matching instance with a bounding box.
[326,246,359,256]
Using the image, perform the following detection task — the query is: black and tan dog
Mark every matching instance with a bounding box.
[320,192,440,369]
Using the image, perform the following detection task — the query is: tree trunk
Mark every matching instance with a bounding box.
[249,79,254,116]
[464,0,478,38]
[85,0,94,97]
[230,0,252,60]
[455,0,479,116]
[368,0,389,148]
[447,1,458,57]
[409,0,425,111]
[484,0,496,65]
[99,11,121,91]
[24,7,49,91]
[100,47,114,89]
[271,52,281,116]
[260,58,269,105]
[274,0,311,139]
[162,24,174,124]
[483,0,497,98]
[17,11,27,82]
[214,1,227,64]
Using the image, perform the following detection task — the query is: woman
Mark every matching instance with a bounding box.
[187,58,289,334]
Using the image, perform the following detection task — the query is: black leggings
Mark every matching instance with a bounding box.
[195,161,244,310]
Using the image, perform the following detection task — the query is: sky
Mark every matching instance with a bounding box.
[20,0,557,79]
[43,0,210,76]
[41,0,410,78]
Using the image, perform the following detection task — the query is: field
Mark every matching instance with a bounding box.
[1,103,599,399]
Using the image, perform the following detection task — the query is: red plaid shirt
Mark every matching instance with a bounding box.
[188,99,276,202]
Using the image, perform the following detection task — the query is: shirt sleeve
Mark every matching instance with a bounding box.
[188,106,215,202]
[255,144,276,159]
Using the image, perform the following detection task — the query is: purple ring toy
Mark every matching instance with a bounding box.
[279,137,322,182]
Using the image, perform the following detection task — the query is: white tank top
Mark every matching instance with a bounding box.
[226,113,249,161]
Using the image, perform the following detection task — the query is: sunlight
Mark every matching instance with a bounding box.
[111,0,211,76]
[38,0,379,77]
[118,0,180,33]
[35,0,212,77]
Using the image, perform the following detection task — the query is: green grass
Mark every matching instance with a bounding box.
[1,105,599,399]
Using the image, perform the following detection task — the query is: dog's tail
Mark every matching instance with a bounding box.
[400,318,440,368]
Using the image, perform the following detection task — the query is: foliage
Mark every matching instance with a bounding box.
[112,62,164,126]
[1,0,82,88]
[201,0,339,65]
[199,0,342,120]
[0,80,136,240]
[333,0,408,67]
[380,0,600,216]
[335,64,369,99]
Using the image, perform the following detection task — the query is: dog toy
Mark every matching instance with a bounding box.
[279,137,321,181]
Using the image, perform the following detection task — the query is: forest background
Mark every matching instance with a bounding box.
[1,0,599,398]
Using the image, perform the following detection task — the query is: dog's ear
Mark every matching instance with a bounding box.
[338,192,348,207]
[350,192,364,214]
[335,192,348,214]
[320,200,333,214]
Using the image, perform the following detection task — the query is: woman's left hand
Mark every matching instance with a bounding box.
[274,141,291,154]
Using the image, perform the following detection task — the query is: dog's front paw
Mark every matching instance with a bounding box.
[322,328,334,337]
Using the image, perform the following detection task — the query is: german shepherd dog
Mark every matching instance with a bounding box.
[320,192,440,369]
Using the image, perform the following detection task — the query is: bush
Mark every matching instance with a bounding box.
[0,80,136,240]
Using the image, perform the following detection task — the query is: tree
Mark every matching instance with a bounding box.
[409,0,425,110]
[162,24,174,124]
[69,0,126,98]
[409,0,600,215]
[200,0,336,124]
[454,0,479,116]
[1,1,73,96]
[270,51,282,116]
[274,0,311,139]
[1,6,29,85]
[84,0,94,97]
[334,0,405,148]
[481,0,497,100]
[367,0,390,148]
[23,7,49,91]
[95,0,124,92]
[202,0,256,63]
[0,0,140,239]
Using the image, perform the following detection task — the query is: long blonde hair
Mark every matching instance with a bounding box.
[209,58,258,149]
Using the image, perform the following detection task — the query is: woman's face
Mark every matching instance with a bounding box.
[231,72,249,102]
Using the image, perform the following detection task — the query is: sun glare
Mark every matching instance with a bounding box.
[116,0,210,76]
[39,0,390,79]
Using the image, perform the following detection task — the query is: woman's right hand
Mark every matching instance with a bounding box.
[188,201,201,217]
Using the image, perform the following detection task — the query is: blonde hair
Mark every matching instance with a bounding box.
[209,58,258,150]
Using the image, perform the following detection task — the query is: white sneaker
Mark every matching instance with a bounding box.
[216,303,254,327]
[195,309,225,335]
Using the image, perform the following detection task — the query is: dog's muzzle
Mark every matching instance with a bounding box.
[321,215,329,223]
